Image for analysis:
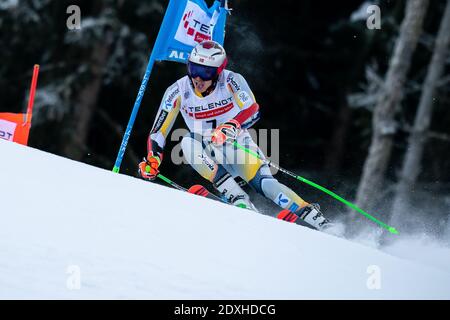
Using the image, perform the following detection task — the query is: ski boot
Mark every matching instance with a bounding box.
[213,173,257,211]
[296,203,332,231]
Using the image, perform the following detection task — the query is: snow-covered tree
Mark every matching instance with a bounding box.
[351,0,430,232]
[390,0,450,227]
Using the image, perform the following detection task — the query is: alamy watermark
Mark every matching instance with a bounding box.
[66,5,81,30]
[168,127,280,174]
[66,265,81,290]
[366,265,381,290]
[367,5,381,30]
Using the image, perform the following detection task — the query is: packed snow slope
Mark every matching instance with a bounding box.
[0,139,449,299]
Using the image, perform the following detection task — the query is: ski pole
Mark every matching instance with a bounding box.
[232,141,399,235]
[156,174,188,192]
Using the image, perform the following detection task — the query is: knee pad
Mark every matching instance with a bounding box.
[247,164,273,194]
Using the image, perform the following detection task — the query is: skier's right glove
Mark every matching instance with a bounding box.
[138,151,161,181]
[211,119,241,146]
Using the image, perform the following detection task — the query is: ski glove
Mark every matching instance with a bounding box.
[138,151,161,180]
[211,119,241,146]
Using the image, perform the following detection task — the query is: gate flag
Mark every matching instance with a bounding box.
[112,0,229,173]
[152,0,228,63]
[0,64,39,146]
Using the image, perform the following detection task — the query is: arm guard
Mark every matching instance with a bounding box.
[147,83,181,159]
[226,72,260,129]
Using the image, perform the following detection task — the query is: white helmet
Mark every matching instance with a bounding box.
[187,40,228,80]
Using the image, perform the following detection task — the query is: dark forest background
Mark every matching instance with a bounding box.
[1,0,449,240]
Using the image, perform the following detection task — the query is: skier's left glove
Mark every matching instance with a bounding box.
[138,151,161,181]
[211,119,241,146]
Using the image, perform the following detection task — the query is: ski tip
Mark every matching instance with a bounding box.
[388,227,399,235]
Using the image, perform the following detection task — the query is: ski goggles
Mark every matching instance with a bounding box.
[187,61,218,81]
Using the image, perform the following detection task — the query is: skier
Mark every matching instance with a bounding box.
[139,40,331,231]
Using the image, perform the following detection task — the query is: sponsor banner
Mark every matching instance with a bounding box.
[0,119,17,142]
[0,113,30,145]
[175,1,213,47]
[193,102,234,119]
[152,0,228,64]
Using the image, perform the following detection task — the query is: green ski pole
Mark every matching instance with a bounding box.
[232,141,398,235]
[156,174,188,192]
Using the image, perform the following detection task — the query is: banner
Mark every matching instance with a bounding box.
[152,0,228,63]
[0,113,30,145]
[0,64,39,146]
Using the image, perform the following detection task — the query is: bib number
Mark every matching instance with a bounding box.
[206,119,217,129]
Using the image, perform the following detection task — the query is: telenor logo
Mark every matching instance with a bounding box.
[175,1,214,46]
[182,10,211,43]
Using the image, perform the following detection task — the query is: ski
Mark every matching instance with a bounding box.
[187,184,227,203]
[188,184,307,227]
[155,174,325,230]
[276,209,300,223]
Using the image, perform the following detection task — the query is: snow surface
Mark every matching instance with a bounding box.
[0,140,449,299]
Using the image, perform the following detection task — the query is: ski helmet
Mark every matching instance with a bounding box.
[187,40,228,81]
